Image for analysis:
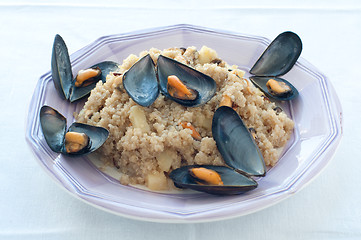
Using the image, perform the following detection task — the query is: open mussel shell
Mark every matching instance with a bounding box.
[40,105,67,152]
[39,105,109,156]
[250,31,302,77]
[157,55,217,107]
[170,165,257,195]
[249,76,299,101]
[122,54,159,107]
[51,34,119,102]
[65,122,109,155]
[52,34,73,100]
[70,61,119,102]
[212,106,266,177]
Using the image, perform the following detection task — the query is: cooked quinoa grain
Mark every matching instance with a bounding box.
[76,46,294,191]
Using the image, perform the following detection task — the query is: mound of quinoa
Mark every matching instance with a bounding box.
[76,46,294,191]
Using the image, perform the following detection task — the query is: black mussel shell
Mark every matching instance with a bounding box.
[249,76,299,101]
[52,34,73,100]
[122,54,159,107]
[40,106,67,152]
[157,55,216,107]
[250,31,302,77]
[170,165,257,195]
[212,106,266,177]
[65,122,109,155]
[70,61,119,102]
[51,34,119,102]
[39,105,109,156]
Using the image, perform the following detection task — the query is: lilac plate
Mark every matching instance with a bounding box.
[25,24,342,223]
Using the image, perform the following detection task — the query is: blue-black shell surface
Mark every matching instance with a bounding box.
[40,105,67,153]
[122,54,159,107]
[212,106,266,177]
[51,34,73,100]
[250,31,302,77]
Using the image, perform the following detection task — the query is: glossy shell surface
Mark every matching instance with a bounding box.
[212,106,266,177]
[51,34,73,100]
[40,105,67,152]
[122,54,159,107]
[250,31,302,77]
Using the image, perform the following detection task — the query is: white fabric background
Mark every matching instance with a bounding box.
[1,0,360,239]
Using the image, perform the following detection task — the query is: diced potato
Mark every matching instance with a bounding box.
[156,150,174,172]
[147,172,168,191]
[198,46,218,64]
[113,75,123,87]
[129,105,150,133]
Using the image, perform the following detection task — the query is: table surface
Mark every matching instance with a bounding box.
[1,0,360,239]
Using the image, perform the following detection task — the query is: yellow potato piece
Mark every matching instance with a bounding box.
[129,105,150,133]
[147,172,168,191]
[156,150,174,172]
[198,46,218,64]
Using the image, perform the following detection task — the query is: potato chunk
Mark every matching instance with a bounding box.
[147,172,168,191]
[129,105,150,133]
[198,46,218,64]
[156,150,174,172]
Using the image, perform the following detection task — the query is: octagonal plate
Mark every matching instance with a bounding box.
[26,24,342,223]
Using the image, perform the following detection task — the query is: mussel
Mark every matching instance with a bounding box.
[249,31,302,101]
[167,75,198,101]
[250,76,298,101]
[170,106,266,195]
[122,53,217,107]
[51,34,119,102]
[157,55,217,107]
[40,105,109,155]
[170,165,257,195]
[71,61,119,102]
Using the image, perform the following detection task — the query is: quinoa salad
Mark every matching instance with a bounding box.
[75,46,294,191]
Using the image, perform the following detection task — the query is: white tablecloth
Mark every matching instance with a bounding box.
[1,0,360,239]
